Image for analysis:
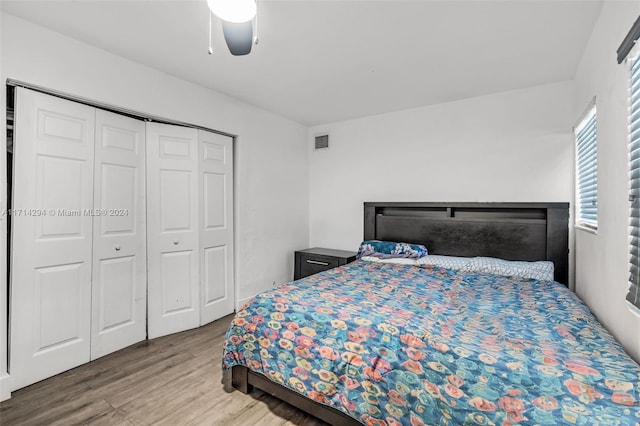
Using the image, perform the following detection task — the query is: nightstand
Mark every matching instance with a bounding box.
[294,247,357,280]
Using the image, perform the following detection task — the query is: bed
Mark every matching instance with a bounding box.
[223,202,640,425]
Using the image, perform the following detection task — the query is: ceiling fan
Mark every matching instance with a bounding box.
[207,0,258,56]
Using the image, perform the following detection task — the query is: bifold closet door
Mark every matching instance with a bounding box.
[91,110,146,359]
[146,123,200,339]
[10,88,95,390]
[199,130,234,324]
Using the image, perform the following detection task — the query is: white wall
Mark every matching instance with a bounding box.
[572,0,640,362]
[309,81,574,252]
[0,12,309,398]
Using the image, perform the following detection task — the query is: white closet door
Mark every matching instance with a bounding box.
[10,88,95,390]
[146,123,199,338]
[199,130,234,324]
[91,110,146,359]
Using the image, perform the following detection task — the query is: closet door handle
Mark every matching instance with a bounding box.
[306,259,329,266]
[115,245,121,251]
[173,240,179,245]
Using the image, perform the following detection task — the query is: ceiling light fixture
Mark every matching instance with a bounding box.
[207,0,256,23]
[207,0,259,56]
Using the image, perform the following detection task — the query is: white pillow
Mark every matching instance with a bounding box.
[360,256,417,265]
[461,257,554,281]
[416,255,472,270]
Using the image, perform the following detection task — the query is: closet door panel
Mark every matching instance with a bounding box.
[10,88,95,390]
[147,123,199,338]
[199,130,234,325]
[38,156,85,237]
[100,164,136,233]
[204,245,227,303]
[160,170,193,230]
[91,110,146,360]
[161,251,195,313]
[35,263,84,348]
[97,256,135,329]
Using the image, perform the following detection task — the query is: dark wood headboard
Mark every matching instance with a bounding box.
[364,202,569,285]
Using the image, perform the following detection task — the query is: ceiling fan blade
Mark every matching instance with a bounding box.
[221,20,253,56]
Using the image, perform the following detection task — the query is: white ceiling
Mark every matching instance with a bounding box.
[1,0,603,126]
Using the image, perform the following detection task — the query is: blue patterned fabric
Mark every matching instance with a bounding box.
[416,255,472,270]
[461,257,555,281]
[223,261,640,425]
[415,255,555,281]
[356,240,428,259]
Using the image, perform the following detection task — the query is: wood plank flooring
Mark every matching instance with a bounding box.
[0,314,329,426]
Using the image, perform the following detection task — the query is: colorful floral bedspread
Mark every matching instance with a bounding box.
[222,260,640,425]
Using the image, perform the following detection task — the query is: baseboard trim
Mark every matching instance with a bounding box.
[0,373,11,401]
[235,295,255,311]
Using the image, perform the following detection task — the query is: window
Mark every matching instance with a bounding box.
[575,104,598,229]
[628,52,640,310]
[620,15,640,309]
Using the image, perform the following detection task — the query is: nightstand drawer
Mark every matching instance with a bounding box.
[298,253,341,278]
[294,248,357,280]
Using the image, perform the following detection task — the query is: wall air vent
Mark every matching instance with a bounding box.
[315,135,329,150]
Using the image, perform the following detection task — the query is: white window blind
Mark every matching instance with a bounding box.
[575,105,598,229]
[628,54,640,310]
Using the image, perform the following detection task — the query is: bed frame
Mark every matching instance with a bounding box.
[231,202,570,425]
